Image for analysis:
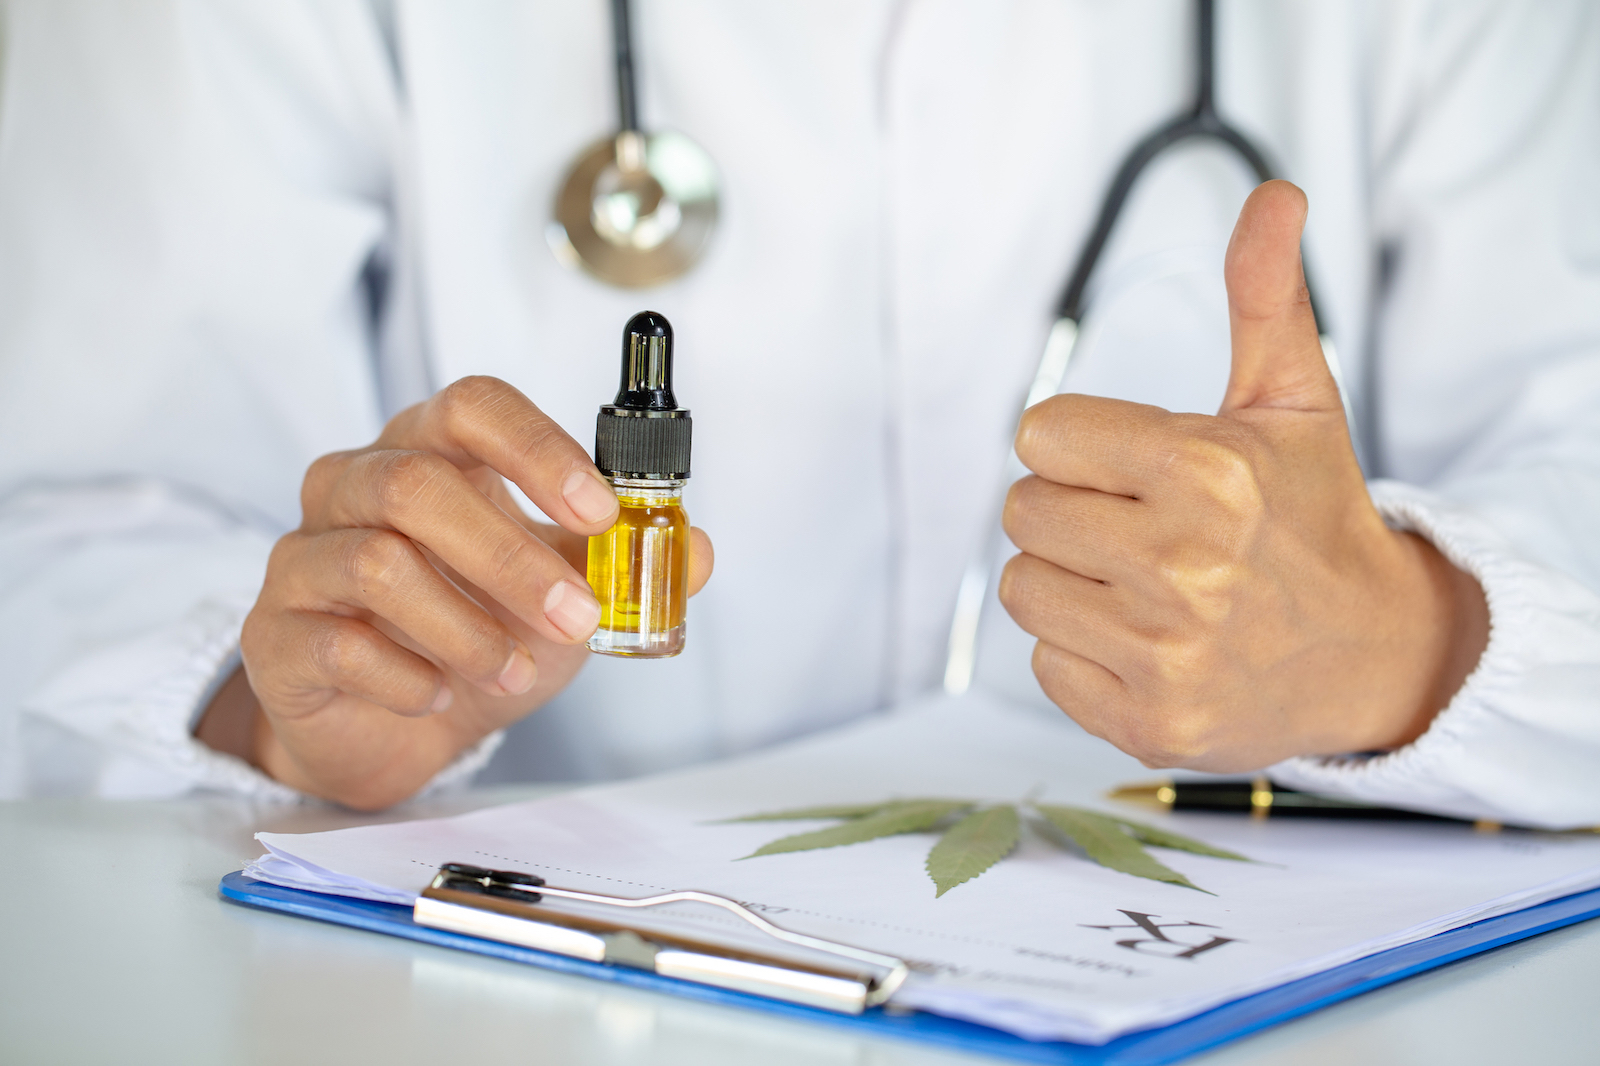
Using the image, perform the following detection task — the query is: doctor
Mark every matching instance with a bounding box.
[1,2,1597,825]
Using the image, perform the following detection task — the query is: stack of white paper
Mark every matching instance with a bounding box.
[245,693,1600,1045]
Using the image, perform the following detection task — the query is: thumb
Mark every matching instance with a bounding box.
[1219,180,1339,416]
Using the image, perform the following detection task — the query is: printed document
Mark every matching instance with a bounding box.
[246,693,1600,1044]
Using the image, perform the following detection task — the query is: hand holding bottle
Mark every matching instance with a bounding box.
[200,375,713,809]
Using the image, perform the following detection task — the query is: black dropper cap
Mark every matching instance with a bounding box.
[594,311,692,480]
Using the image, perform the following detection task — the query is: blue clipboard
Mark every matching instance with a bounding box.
[219,871,1600,1065]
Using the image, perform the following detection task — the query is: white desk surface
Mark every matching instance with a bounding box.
[3,788,1598,1066]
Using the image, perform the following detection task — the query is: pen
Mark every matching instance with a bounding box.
[1108,776,1505,832]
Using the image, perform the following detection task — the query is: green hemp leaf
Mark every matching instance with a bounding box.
[1034,806,1212,894]
[737,799,973,858]
[726,796,1253,895]
[1108,815,1251,862]
[926,805,1021,897]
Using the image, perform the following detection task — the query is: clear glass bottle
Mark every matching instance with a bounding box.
[586,311,693,658]
[586,478,689,656]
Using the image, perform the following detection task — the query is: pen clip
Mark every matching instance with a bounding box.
[435,862,546,900]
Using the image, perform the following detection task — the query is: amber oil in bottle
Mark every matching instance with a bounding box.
[586,311,693,658]
[587,479,689,656]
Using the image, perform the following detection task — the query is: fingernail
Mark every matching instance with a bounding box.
[563,470,617,526]
[545,580,602,641]
[496,648,537,696]
[429,685,454,714]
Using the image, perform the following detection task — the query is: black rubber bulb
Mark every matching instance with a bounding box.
[614,310,677,411]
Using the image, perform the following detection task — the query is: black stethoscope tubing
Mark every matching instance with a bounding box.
[1054,0,1325,331]
[610,0,641,135]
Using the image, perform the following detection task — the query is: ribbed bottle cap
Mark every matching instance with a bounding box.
[595,311,692,479]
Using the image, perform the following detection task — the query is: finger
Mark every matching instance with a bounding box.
[1031,643,1202,769]
[687,526,714,596]
[1014,393,1217,498]
[1219,180,1340,415]
[283,529,539,698]
[327,449,600,645]
[380,376,619,534]
[1030,640,1128,740]
[251,610,451,719]
[998,552,1132,673]
[526,519,589,573]
[1002,475,1145,584]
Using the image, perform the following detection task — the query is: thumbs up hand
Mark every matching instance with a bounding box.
[999,181,1488,770]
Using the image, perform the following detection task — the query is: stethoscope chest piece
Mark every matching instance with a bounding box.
[549,128,720,289]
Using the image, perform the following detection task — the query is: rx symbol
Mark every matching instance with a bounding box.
[1080,910,1240,960]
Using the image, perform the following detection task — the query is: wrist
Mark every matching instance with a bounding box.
[1419,534,1490,725]
[1365,531,1489,750]
[253,697,483,810]
[193,666,265,767]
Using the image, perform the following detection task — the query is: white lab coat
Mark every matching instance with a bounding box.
[1,1,1597,825]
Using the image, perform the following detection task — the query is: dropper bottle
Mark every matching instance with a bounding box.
[586,311,693,658]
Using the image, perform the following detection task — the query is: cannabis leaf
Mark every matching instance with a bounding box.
[739,799,973,858]
[1110,815,1251,862]
[1035,805,1211,894]
[926,805,1020,897]
[725,795,1255,896]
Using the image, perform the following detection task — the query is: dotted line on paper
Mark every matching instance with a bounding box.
[471,851,678,893]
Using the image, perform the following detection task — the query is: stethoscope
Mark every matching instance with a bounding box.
[547,0,720,288]
[546,0,1339,691]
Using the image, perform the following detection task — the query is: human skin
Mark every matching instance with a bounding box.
[999,180,1490,770]
[196,378,713,810]
[202,183,1486,802]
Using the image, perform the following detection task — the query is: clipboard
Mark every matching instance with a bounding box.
[220,867,1600,1065]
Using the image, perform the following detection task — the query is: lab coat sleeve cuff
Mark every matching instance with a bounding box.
[1267,479,1600,829]
[20,594,505,801]
[20,594,300,800]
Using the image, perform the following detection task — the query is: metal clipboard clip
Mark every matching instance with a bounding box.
[412,863,910,1014]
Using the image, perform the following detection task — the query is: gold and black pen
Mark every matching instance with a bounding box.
[1109,776,1505,832]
